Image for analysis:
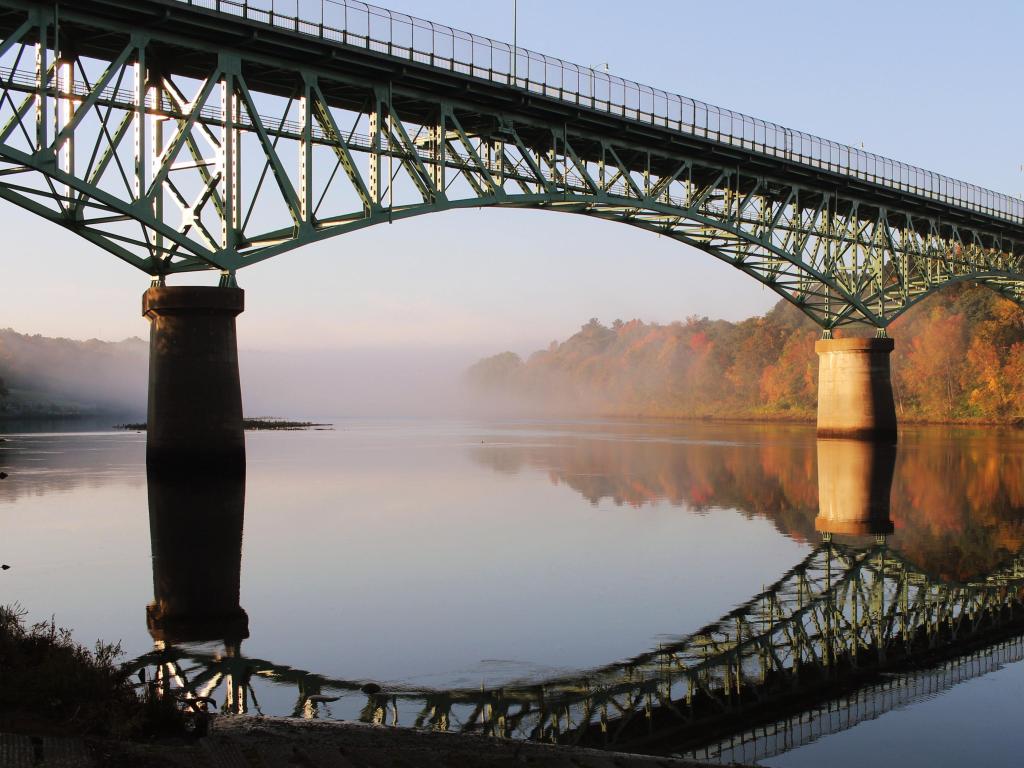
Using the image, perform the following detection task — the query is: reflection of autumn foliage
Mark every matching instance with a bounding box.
[892,431,1024,581]
[472,426,1024,581]
[468,284,1024,424]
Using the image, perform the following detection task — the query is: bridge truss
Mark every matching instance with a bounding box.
[131,542,1024,756]
[0,0,1023,327]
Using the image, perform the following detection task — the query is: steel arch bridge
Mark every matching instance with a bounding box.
[0,0,1023,329]
[131,541,1024,757]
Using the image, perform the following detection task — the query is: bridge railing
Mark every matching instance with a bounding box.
[173,0,1024,226]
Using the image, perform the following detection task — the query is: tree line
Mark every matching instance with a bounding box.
[466,284,1024,424]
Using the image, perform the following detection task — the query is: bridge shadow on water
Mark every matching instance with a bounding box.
[128,429,1024,762]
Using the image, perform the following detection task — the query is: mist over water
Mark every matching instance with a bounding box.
[238,344,497,418]
[0,327,509,419]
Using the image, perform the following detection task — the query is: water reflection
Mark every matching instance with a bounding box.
[146,469,248,646]
[143,468,255,714]
[132,429,1024,762]
[815,439,894,537]
[471,427,1024,581]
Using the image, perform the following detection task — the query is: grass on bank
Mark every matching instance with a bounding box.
[0,605,184,739]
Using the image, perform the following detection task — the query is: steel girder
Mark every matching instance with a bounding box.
[0,1,1021,327]
[130,541,1024,752]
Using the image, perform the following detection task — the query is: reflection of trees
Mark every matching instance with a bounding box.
[894,431,1024,581]
[471,426,1024,581]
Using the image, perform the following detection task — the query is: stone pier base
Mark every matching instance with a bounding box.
[815,337,897,441]
[143,286,245,468]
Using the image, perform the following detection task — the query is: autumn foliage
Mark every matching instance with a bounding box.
[467,284,1024,424]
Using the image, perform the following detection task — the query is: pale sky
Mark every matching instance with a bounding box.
[0,0,1021,354]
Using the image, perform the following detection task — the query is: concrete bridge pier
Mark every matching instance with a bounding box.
[815,438,896,537]
[143,286,245,468]
[815,337,897,441]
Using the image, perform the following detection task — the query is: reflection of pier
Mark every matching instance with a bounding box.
[815,439,895,537]
[144,468,251,712]
[130,539,1024,755]
[146,469,248,645]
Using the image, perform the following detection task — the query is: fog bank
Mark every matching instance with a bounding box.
[239,345,493,418]
[0,327,498,419]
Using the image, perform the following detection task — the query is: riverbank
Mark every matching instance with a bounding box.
[468,287,1024,427]
[1,716,723,767]
[0,607,728,767]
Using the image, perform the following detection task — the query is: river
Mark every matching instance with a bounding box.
[2,419,1023,766]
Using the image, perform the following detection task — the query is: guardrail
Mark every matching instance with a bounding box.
[171,0,1024,226]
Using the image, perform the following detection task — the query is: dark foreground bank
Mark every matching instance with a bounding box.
[1,717,729,768]
[0,608,726,767]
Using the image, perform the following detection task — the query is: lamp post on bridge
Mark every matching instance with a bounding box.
[512,0,517,85]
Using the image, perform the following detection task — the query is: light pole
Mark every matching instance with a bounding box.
[512,0,517,85]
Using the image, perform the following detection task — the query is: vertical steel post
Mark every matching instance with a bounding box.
[57,52,73,200]
[299,75,313,227]
[134,40,146,202]
[34,10,48,153]
[430,109,445,192]
[150,74,164,264]
[368,89,383,207]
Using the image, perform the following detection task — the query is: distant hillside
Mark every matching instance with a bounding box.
[0,329,147,418]
[466,284,1024,424]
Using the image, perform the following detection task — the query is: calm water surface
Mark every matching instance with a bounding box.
[2,419,1024,766]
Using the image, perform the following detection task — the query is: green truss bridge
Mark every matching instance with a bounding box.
[0,0,1018,453]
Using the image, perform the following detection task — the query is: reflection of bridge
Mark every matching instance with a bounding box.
[692,635,1024,764]
[128,436,1024,758]
[1,1,1021,454]
[132,515,1024,756]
